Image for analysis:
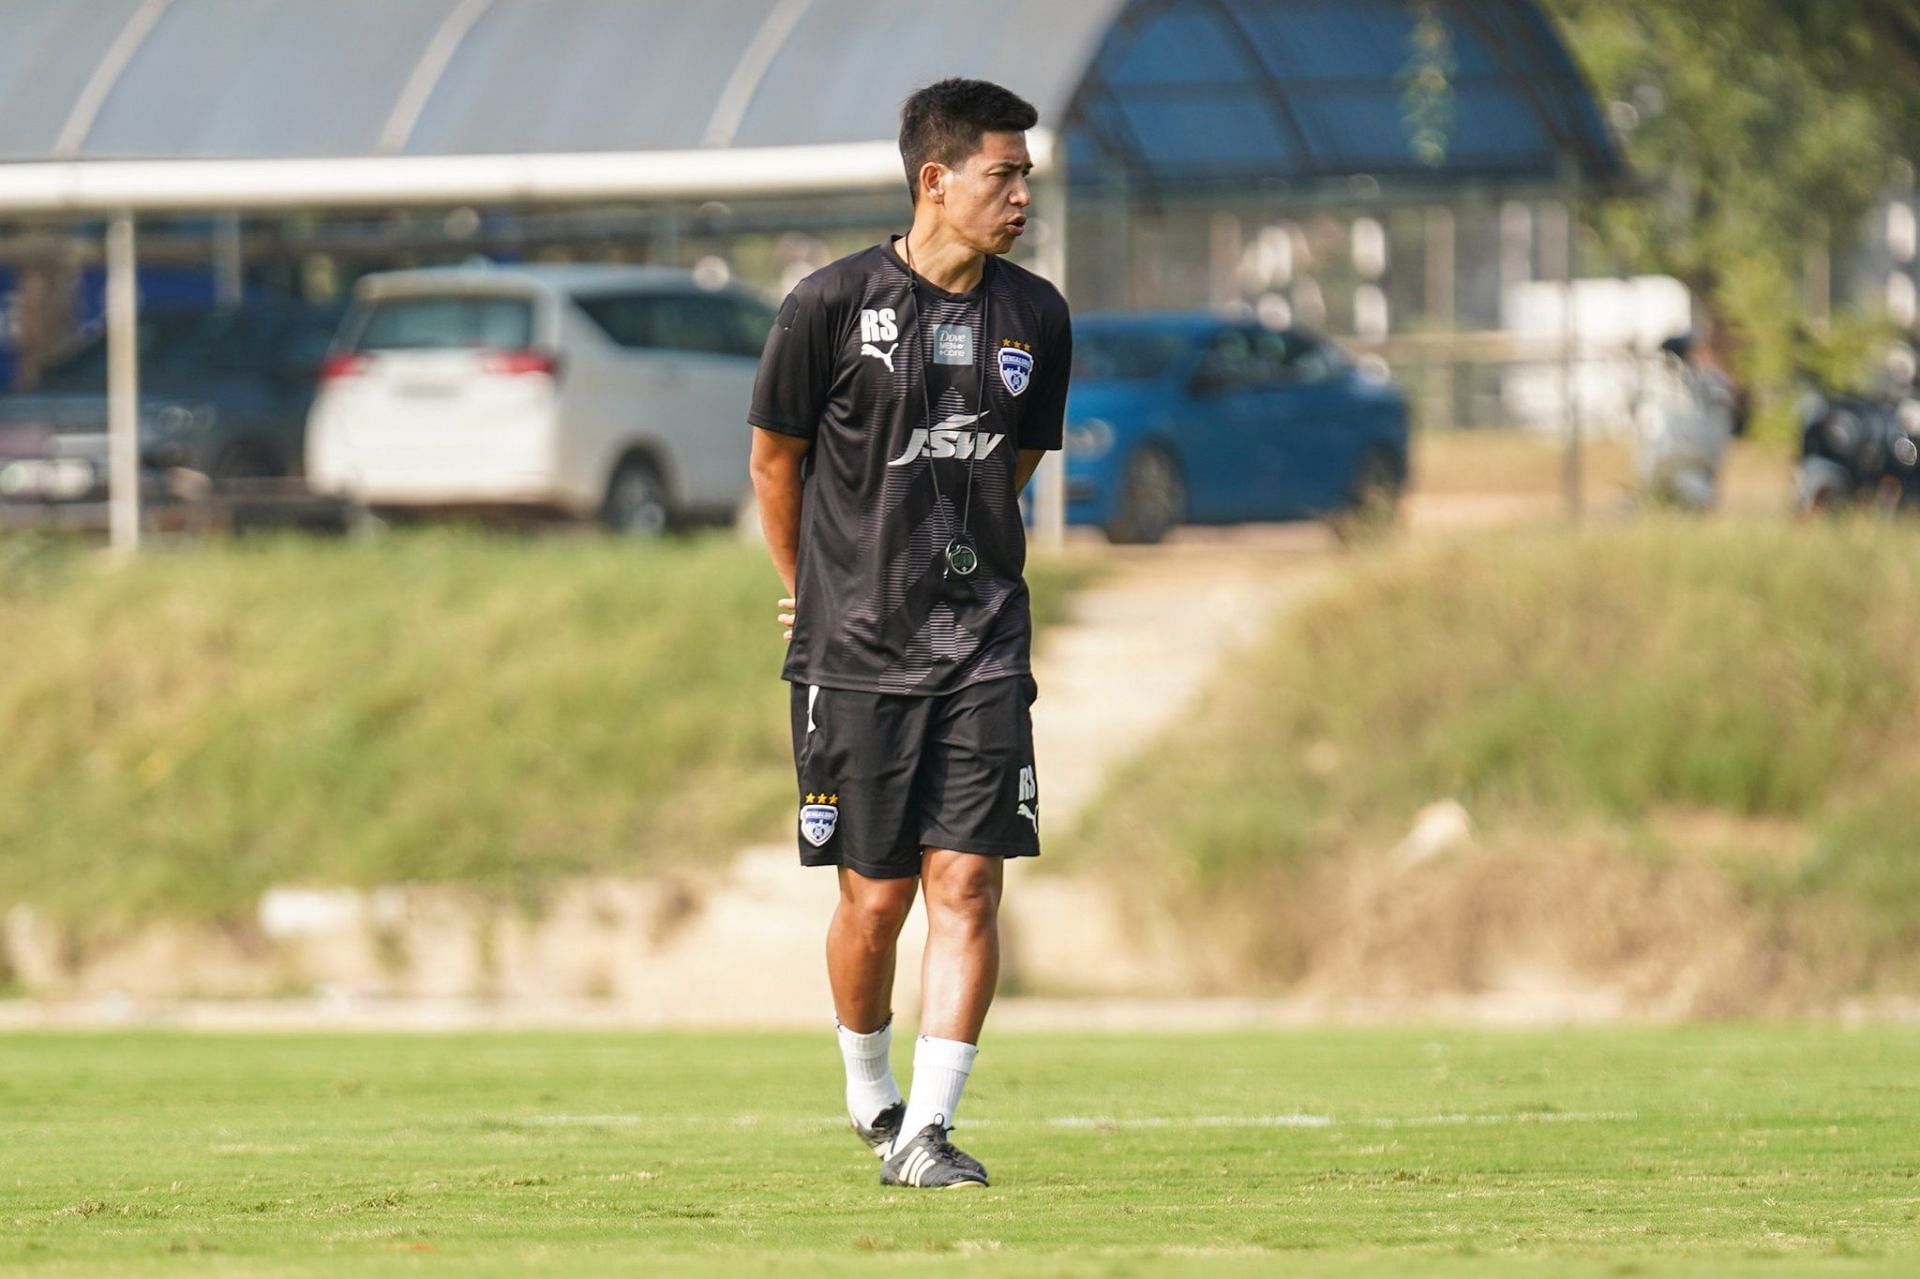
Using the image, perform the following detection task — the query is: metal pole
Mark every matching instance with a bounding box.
[1425,204,1455,431]
[1031,170,1069,551]
[106,212,141,556]
[213,211,244,307]
[1560,159,1583,521]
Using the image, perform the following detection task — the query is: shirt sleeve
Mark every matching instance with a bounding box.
[1019,304,1073,451]
[748,278,836,439]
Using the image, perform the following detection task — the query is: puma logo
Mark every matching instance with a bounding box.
[860,343,897,373]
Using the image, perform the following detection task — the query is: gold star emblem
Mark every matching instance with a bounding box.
[829,793,839,805]
[805,792,816,804]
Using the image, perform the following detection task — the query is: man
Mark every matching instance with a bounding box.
[747,79,1071,1191]
[1640,327,1747,512]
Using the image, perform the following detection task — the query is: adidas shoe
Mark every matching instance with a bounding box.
[879,1120,989,1190]
[851,1101,905,1159]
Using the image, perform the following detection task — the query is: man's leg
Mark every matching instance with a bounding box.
[917,849,1003,1041]
[827,867,918,1131]
[899,848,1003,1143]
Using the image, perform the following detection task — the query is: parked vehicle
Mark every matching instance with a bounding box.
[0,297,342,513]
[305,265,773,534]
[1796,383,1920,515]
[1063,313,1410,543]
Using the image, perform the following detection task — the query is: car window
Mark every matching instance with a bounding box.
[36,308,286,389]
[574,294,655,349]
[577,292,771,358]
[662,295,738,356]
[1194,328,1264,393]
[195,310,282,374]
[724,297,778,358]
[1249,330,1294,386]
[352,296,533,352]
[1071,330,1194,382]
[1274,333,1340,385]
[659,294,771,358]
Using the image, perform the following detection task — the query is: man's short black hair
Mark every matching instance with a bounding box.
[899,79,1038,204]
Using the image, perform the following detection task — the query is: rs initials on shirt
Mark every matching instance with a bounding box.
[859,308,898,344]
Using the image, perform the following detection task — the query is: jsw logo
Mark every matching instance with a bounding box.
[887,413,1004,466]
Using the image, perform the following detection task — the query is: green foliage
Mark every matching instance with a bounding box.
[1543,0,1920,432]
[0,530,1092,932]
[1792,308,1909,391]
[3,1028,1920,1275]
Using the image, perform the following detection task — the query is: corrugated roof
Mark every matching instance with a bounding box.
[0,0,1620,190]
[1065,0,1620,188]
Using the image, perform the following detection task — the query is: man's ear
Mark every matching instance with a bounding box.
[919,160,948,205]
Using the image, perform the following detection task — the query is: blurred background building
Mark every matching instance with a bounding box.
[0,0,1627,436]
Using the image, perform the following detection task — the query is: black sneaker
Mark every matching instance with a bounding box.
[880,1120,989,1189]
[851,1101,905,1159]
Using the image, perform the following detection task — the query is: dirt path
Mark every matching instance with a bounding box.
[585,529,1335,1023]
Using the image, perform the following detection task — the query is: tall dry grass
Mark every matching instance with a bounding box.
[0,528,1090,934]
[1062,517,1920,987]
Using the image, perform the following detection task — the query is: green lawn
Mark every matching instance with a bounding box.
[3,1027,1918,1276]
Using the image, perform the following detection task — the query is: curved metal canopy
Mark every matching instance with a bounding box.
[0,0,1619,207]
[1067,0,1622,191]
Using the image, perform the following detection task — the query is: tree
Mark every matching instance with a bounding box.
[1543,0,1920,419]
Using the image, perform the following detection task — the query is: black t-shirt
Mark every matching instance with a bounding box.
[749,237,1072,696]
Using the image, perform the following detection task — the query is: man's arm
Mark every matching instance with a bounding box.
[1014,448,1046,493]
[751,427,811,633]
[1015,297,1070,495]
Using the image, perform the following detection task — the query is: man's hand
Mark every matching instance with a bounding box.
[777,596,796,640]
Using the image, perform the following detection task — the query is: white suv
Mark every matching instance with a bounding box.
[305,265,773,533]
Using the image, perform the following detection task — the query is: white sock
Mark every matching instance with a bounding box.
[901,1035,979,1140]
[837,1017,901,1127]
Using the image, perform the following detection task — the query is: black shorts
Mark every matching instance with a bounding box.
[788,674,1040,879]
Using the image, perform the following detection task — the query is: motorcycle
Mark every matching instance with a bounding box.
[1795,384,1920,516]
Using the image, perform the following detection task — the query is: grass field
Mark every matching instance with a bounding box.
[4,1027,1919,1277]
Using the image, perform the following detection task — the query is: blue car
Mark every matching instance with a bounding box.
[1064,313,1410,543]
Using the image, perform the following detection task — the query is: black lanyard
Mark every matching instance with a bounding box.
[902,240,992,582]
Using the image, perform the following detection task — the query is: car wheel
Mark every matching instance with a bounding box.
[602,456,673,537]
[1330,447,1403,546]
[1105,445,1185,545]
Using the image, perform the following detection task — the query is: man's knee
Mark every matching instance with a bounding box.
[923,852,1002,931]
[836,871,916,941]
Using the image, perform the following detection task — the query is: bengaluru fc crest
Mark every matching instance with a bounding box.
[998,343,1034,396]
[800,793,839,847]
